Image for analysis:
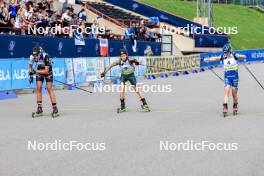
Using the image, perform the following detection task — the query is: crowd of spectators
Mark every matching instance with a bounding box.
[0,0,90,37]
[125,19,161,42]
[0,0,161,42]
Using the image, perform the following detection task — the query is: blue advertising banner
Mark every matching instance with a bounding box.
[0,35,161,58]
[52,58,66,86]
[73,58,87,84]
[108,40,161,57]
[194,35,229,48]
[0,60,12,91]
[11,60,34,89]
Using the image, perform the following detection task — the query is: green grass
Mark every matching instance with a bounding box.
[138,0,264,49]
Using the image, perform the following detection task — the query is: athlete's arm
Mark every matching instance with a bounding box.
[235,53,246,59]
[29,55,34,73]
[29,55,35,84]
[100,60,120,77]
[29,64,33,73]
[203,55,222,62]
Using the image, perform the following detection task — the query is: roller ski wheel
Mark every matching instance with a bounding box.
[117,108,126,113]
[141,105,150,112]
[32,111,43,118]
[233,103,238,116]
[223,103,228,118]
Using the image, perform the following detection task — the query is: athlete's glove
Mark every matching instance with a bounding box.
[29,70,36,84]
[30,69,37,75]
[129,59,140,65]
[29,74,34,84]
[100,71,106,78]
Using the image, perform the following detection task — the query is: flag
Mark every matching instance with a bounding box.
[99,38,108,56]
[74,31,85,46]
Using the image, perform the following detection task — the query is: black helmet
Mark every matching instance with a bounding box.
[120,49,127,56]
[32,46,42,56]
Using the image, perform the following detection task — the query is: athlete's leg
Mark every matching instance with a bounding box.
[231,78,239,114]
[46,81,57,105]
[224,86,230,104]
[223,80,231,116]
[37,80,43,104]
[46,76,59,117]
[119,82,126,109]
[232,88,238,103]
[32,79,43,117]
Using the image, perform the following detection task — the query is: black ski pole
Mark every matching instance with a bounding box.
[54,79,93,93]
[209,68,224,82]
[243,64,264,90]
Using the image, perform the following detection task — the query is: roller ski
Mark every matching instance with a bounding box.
[233,103,238,116]
[141,104,150,112]
[51,106,59,118]
[32,107,43,118]
[223,103,228,117]
[117,107,126,113]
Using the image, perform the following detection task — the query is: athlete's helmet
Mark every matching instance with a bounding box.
[32,46,42,56]
[223,43,232,54]
[120,49,127,56]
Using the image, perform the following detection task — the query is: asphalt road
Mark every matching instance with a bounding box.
[0,63,263,176]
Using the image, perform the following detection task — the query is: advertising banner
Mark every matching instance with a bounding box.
[86,58,105,82]
[73,58,87,84]
[11,60,33,90]
[65,58,75,84]
[52,58,66,86]
[0,60,12,91]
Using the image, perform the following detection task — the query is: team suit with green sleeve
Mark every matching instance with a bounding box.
[101,50,150,113]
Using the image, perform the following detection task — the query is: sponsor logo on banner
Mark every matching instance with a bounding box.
[86,58,104,82]
[251,51,264,59]
[99,39,109,57]
[0,69,11,81]
[146,55,200,75]
[58,42,63,55]
[8,41,16,56]
[0,61,12,91]
[52,59,66,86]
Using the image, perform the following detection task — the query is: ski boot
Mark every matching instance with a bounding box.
[223,103,228,117]
[51,106,59,118]
[32,107,43,118]
[233,103,238,116]
[141,104,150,112]
[117,100,126,113]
